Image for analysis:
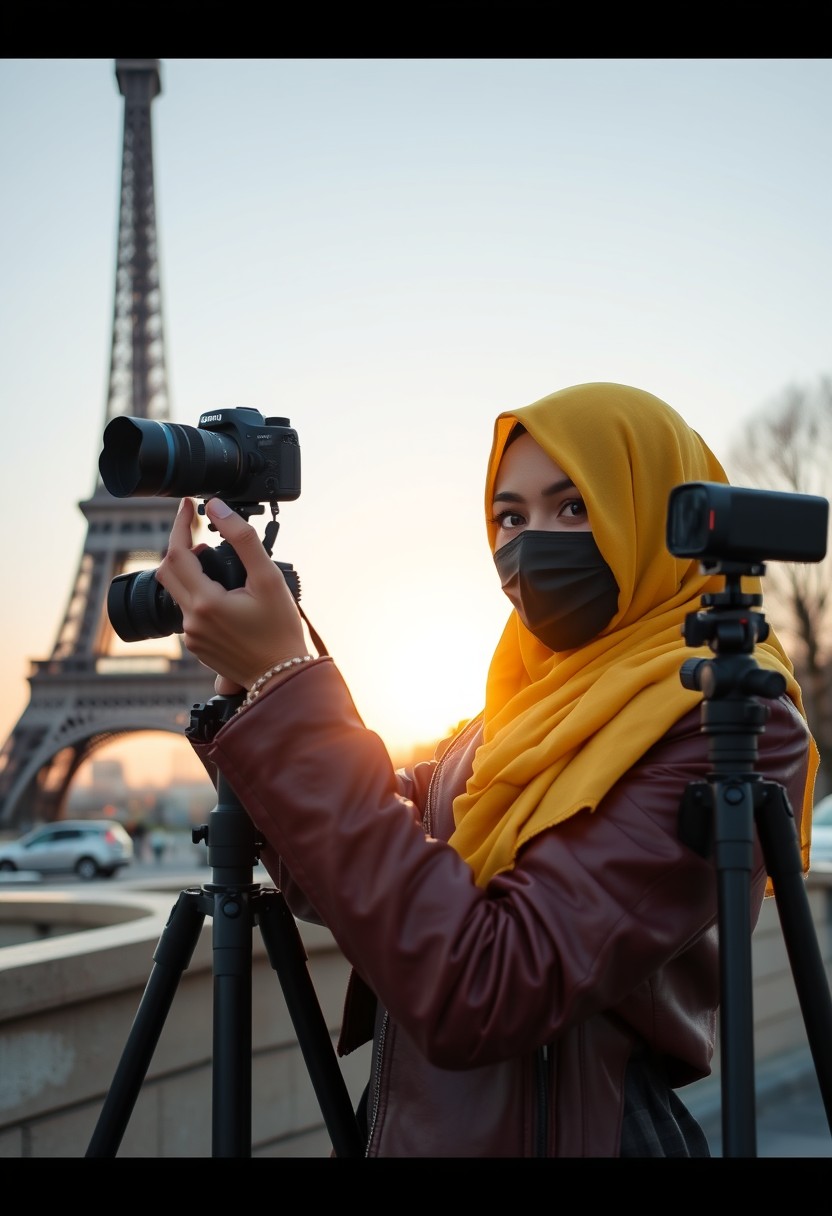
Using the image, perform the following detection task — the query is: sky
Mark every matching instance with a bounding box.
[1,57,831,789]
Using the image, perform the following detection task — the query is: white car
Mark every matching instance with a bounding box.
[810,794,832,866]
[0,819,134,880]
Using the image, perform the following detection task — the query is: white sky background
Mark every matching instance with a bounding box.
[1,57,830,781]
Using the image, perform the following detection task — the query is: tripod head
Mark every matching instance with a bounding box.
[186,692,266,885]
[679,559,787,704]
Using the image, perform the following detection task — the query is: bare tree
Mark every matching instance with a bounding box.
[725,375,832,794]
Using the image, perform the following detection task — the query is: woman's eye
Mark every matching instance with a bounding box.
[492,510,525,529]
[560,498,588,521]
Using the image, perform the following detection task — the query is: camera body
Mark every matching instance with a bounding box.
[99,406,300,505]
[666,481,828,565]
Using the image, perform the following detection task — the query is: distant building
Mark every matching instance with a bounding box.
[91,759,126,785]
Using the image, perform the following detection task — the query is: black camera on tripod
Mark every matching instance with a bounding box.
[98,406,302,643]
[666,480,828,659]
[666,481,828,566]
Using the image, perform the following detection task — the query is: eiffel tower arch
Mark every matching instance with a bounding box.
[0,59,215,830]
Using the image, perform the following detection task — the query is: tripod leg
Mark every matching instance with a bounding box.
[713,781,758,1157]
[86,890,208,1157]
[755,781,832,1133]
[212,885,254,1156]
[257,890,364,1158]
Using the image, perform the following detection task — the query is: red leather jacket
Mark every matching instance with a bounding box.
[193,657,812,1157]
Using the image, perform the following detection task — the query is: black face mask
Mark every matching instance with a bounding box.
[493,530,620,652]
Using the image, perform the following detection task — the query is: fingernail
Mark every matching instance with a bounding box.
[208,497,233,518]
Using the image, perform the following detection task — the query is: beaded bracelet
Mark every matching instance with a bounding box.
[240,654,315,710]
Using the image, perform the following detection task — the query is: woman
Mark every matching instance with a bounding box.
[156,381,817,1157]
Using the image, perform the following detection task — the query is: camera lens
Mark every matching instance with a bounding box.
[108,550,301,643]
[107,569,183,642]
[99,416,243,498]
[667,484,711,556]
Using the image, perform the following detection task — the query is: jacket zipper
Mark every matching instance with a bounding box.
[424,715,482,836]
[364,1009,389,1155]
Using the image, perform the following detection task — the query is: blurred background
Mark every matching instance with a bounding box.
[1,57,830,822]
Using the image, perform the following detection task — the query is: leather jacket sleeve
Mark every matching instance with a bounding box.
[195,656,812,1073]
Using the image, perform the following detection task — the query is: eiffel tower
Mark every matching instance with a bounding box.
[0,59,215,830]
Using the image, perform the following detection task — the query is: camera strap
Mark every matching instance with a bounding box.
[264,515,328,659]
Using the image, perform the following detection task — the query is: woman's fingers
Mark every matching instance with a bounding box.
[156,498,205,604]
[155,496,308,689]
[215,674,246,696]
[203,497,285,594]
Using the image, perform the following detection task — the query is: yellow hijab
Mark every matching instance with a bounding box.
[449,382,818,887]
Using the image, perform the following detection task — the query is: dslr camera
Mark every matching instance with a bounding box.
[99,407,302,642]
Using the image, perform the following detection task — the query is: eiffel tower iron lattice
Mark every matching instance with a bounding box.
[0,59,215,829]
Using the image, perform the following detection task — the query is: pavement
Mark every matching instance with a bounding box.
[686,1046,832,1158]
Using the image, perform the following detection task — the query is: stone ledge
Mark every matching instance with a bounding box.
[0,883,337,1020]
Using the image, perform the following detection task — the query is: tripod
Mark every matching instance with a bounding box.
[677,560,832,1157]
[86,693,364,1158]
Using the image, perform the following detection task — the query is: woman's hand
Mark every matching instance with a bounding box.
[155,497,308,694]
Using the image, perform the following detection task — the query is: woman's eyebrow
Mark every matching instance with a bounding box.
[543,477,577,498]
[492,477,575,504]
